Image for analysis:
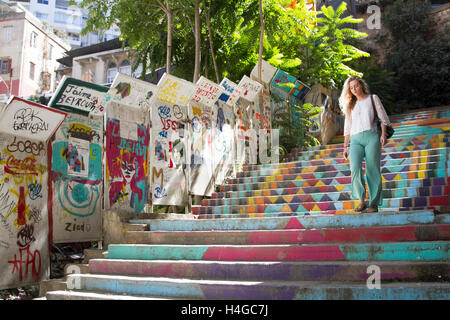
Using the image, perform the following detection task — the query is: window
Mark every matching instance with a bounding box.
[107,62,117,84]
[37,0,49,4]
[0,59,11,74]
[30,32,38,48]
[29,62,35,80]
[48,44,53,60]
[119,60,131,75]
[35,12,49,20]
[54,13,69,24]
[3,27,12,43]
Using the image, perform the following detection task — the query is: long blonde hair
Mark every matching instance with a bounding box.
[339,76,371,116]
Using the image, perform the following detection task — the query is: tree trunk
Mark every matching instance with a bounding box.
[204,0,220,83]
[258,0,265,129]
[193,0,201,83]
[166,9,173,74]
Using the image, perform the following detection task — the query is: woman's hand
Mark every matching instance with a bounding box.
[380,134,387,147]
[343,147,349,160]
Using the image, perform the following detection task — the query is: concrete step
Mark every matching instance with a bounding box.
[88,259,450,283]
[287,136,450,157]
[220,173,450,193]
[45,290,169,300]
[131,210,441,232]
[105,241,449,262]
[284,143,450,162]
[244,148,449,171]
[125,224,450,245]
[237,156,450,178]
[123,223,149,232]
[214,177,449,199]
[289,133,450,153]
[83,249,107,263]
[237,162,450,186]
[193,196,449,216]
[205,186,450,206]
[228,167,449,186]
[63,274,450,300]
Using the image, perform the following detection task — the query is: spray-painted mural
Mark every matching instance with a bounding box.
[237,75,263,165]
[189,77,223,196]
[104,74,158,214]
[151,74,195,205]
[48,78,109,243]
[0,97,66,290]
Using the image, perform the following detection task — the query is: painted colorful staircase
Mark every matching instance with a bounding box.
[44,107,450,300]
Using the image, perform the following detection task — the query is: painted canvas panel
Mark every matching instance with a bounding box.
[0,98,66,290]
[50,113,103,243]
[250,59,278,89]
[213,100,236,185]
[105,108,150,214]
[189,77,223,196]
[0,97,67,142]
[151,74,194,205]
[104,74,157,214]
[48,76,109,116]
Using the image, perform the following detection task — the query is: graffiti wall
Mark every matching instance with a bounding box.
[0,97,66,290]
[104,74,158,214]
[151,74,195,205]
[215,83,237,184]
[189,77,223,196]
[49,78,109,243]
[235,76,262,165]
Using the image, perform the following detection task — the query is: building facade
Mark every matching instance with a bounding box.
[56,37,145,88]
[0,1,70,100]
[20,0,120,48]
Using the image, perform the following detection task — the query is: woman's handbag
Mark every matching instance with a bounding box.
[370,95,394,139]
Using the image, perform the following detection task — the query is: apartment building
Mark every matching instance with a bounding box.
[0,0,70,100]
[19,0,120,48]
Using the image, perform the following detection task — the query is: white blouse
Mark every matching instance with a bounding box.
[344,94,391,137]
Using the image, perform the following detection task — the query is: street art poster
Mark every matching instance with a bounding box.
[48,76,109,116]
[236,76,262,165]
[151,74,195,205]
[250,60,277,132]
[250,60,278,89]
[189,77,223,196]
[0,97,66,290]
[214,89,236,185]
[104,74,158,214]
[50,113,104,243]
[67,136,89,178]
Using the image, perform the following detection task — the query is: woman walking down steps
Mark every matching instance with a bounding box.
[340,76,392,213]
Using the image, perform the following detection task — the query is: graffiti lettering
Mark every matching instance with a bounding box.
[154,186,167,199]
[4,155,40,176]
[13,108,49,134]
[29,207,42,224]
[17,224,35,248]
[64,222,91,233]
[160,118,178,131]
[7,137,45,156]
[28,182,43,200]
[68,123,100,142]
[118,138,149,159]
[8,245,41,282]
[158,105,171,119]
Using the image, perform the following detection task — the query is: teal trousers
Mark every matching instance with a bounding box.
[349,130,382,206]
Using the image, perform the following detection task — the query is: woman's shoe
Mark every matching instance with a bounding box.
[354,201,367,212]
[366,205,378,213]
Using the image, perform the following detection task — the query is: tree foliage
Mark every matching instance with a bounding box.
[382,0,450,109]
[76,0,368,88]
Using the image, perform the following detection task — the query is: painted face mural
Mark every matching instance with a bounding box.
[105,118,149,214]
